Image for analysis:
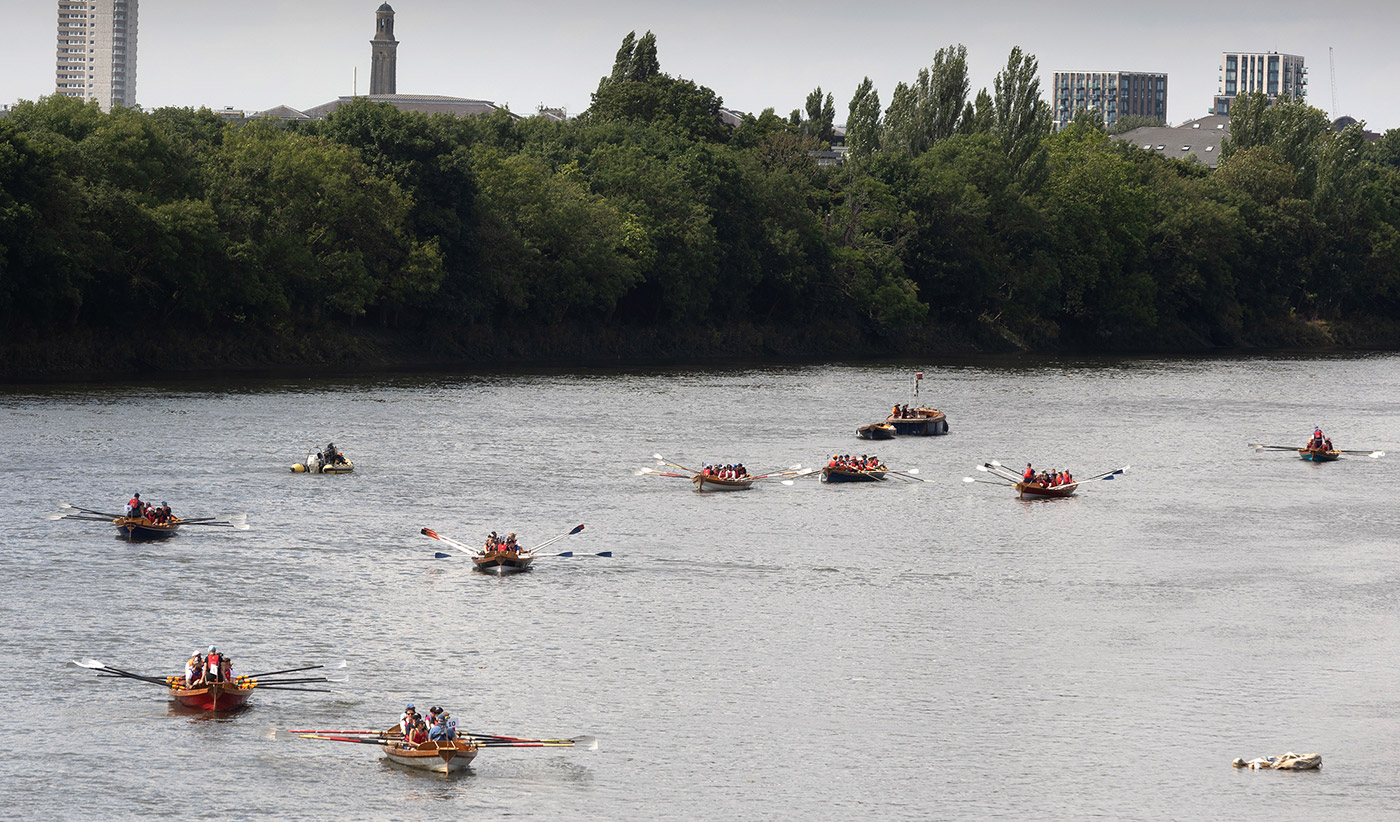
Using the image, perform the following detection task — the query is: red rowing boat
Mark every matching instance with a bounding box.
[167,679,253,711]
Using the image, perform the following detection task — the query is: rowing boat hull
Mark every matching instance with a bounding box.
[884,408,949,436]
[856,424,896,440]
[473,552,536,575]
[1298,448,1339,462]
[822,467,888,483]
[1016,481,1078,499]
[113,517,180,540]
[170,682,252,711]
[382,740,478,775]
[692,475,755,492]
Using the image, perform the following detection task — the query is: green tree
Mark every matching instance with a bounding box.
[845,78,882,161]
[803,87,836,144]
[991,46,1052,190]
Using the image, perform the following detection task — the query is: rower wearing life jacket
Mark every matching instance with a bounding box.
[185,652,204,687]
[1023,464,1035,482]
[203,646,222,683]
[126,493,141,517]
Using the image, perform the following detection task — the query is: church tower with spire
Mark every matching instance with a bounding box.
[369,3,398,95]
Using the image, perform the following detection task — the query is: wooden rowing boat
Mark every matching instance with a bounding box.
[168,679,253,711]
[1298,447,1340,462]
[113,516,181,540]
[1015,481,1078,499]
[822,466,888,483]
[856,423,896,440]
[472,549,536,575]
[884,407,949,436]
[692,474,755,492]
[379,725,478,775]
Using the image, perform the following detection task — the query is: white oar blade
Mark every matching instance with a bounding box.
[1372,451,1386,458]
[989,460,1002,467]
[976,465,989,472]
[71,658,106,669]
[906,468,919,474]
[781,480,795,486]
[328,660,347,670]
[575,735,598,750]
[325,675,349,683]
[653,453,664,461]
[963,477,975,483]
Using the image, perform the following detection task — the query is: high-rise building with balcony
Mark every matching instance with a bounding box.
[54,0,138,111]
[1052,71,1167,131]
[1212,51,1304,115]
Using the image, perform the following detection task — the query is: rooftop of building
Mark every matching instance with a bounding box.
[1112,115,1231,168]
[300,94,511,120]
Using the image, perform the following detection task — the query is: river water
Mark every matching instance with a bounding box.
[2,354,1398,820]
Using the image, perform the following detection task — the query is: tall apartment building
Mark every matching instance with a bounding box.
[54,0,138,111]
[1212,52,1304,115]
[1052,71,1167,131]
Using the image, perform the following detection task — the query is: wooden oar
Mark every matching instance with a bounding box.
[636,467,690,478]
[1335,449,1386,458]
[780,468,819,485]
[1081,465,1130,482]
[751,464,803,479]
[180,514,250,530]
[421,527,474,555]
[60,502,125,518]
[964,476,1016,487]
[528,524,586,553]
[71,658,170,687]
[55,514,115,522]
[884,468,932,483]
[653,453,699,475]
[1250,443,1304,451]
[240,662,345,679]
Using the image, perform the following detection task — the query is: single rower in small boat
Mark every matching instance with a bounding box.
[821,454,888,483]
[292,441,354,473]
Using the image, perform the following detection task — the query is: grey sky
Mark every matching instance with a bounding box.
[3,0,1398,131]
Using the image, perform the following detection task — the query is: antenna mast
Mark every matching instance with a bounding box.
[1328,46,1338,119]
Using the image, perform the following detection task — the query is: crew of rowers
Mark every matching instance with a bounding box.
[397,703,460,746]
[481,531,523,556]
[125,492,175,524]
[701,463,749,479]
[1306,428,1334,452]
[890,404,924,418]
[183,646,234,687]
[1021,464,1074,488]
[828,454,883,472]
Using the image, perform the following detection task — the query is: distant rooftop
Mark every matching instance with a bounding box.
[301,94,511,120]
[1112,115,1231,168]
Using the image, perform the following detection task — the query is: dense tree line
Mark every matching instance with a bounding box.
[3,34,1399,362]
